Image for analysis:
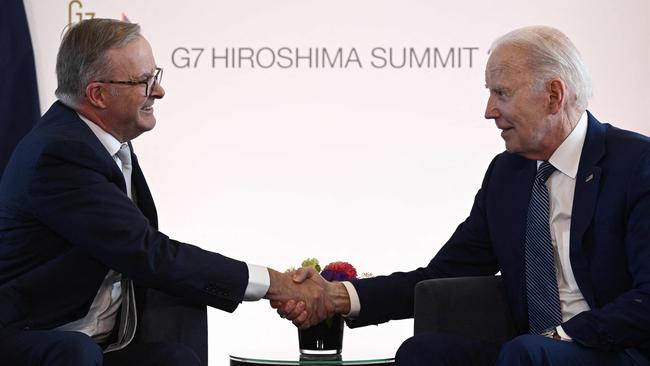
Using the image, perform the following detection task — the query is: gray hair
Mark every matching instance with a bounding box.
[490,26,592,111]
[55,18,142,106]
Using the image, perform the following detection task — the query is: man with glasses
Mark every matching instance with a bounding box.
[0,18,331,366]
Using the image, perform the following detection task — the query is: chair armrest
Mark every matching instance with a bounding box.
[414,276,516,344]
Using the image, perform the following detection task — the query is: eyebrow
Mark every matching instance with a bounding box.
[135,68,158,80]
[485,84,512,94]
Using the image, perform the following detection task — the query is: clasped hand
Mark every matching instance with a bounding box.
[265,267,339,329]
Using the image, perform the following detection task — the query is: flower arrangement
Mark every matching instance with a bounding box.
[295,258,372,353]
[299,258,372,281]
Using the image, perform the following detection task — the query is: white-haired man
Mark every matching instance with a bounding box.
[278,26,650,366]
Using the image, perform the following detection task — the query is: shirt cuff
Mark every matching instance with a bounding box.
[243,264,270,301]
[557,325,572,341]
[341,281,361,318]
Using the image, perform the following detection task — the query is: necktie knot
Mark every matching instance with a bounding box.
[536,161,556,183]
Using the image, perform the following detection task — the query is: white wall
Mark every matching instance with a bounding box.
[23,1,650,364]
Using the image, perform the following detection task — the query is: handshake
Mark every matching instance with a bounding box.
[264,267,352,329]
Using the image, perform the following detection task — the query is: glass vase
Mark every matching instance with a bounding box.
[298,314,344,357]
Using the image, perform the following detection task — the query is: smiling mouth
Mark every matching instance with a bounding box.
[141,106,153,112]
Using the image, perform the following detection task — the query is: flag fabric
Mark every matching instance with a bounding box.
[0,0,40,178]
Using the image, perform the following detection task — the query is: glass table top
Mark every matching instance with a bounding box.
[230,355,395,366]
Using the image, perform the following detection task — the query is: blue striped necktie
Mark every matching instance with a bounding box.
[525,161,562,334]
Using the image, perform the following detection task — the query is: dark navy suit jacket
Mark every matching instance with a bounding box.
[0,101,249,336]
[349,112,650,360]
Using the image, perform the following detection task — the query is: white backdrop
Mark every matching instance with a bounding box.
[23,1,650,364]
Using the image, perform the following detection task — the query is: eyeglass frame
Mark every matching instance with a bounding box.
[94,67,163,97]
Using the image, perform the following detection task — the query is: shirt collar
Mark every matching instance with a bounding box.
[540,111,588,179]
[77,112,124,157]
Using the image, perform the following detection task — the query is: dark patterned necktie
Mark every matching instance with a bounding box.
[525,161,562,334]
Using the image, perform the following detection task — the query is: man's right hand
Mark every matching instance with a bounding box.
[265,268,336,329]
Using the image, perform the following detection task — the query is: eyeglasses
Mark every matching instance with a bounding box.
[95,67,163,97]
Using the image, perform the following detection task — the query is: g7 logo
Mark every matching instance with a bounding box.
[68,0,95,27]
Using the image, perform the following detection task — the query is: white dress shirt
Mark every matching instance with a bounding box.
[344,112,591,339]
[546,112,591,338]
[55,113,269,342]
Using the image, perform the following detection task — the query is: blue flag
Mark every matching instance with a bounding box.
[0,0,40,178]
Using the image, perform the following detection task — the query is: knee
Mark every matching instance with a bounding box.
[395,333,449,366]
[497,335,546,366]
[395,335,422,366]
[45,332,103,366]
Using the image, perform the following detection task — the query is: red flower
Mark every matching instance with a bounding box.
[321,261,357,281]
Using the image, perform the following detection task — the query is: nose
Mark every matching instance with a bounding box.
[150,80,165,99]
[484,94,499,120]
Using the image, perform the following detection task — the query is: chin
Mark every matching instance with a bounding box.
[504,142,522,155]
[138,117,157,132]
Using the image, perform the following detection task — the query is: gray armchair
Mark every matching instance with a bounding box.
[414,276,517,344]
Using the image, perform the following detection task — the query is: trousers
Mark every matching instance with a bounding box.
[395,332,649,366]
[0,330,202,366]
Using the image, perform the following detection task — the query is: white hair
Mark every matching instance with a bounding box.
[490,26,592,111]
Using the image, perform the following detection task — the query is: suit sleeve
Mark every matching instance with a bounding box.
[347,156,501,328]
[563,150,650,351]
[27,139,249,313]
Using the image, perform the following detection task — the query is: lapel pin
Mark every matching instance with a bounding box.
[585,174,594,183]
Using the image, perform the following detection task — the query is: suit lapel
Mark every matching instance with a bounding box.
[569,111,606,308]
[49,102,127,192]
[55,105,160,230]
[511,160,536,271]
[513,159,536,323]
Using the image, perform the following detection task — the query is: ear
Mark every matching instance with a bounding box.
[547,79,565,114]
[85,82,109,109]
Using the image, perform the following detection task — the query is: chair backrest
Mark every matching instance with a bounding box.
[414,276,517,345]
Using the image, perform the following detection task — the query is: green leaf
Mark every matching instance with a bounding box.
[301,258,321,272]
